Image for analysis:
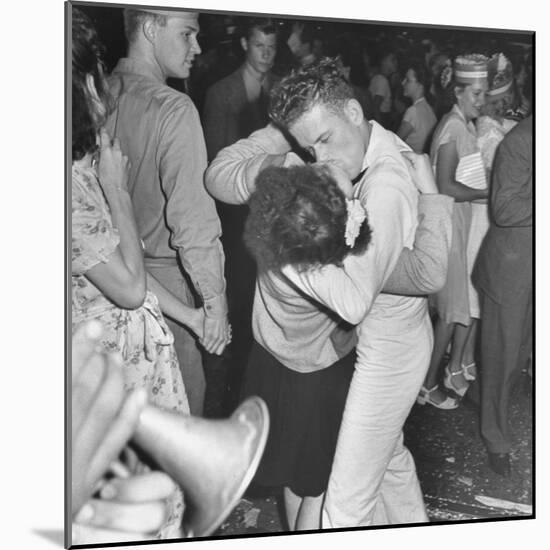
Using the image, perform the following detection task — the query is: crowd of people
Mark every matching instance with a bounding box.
[70,5,533,544]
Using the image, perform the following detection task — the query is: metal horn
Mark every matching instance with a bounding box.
[132,396,269,538]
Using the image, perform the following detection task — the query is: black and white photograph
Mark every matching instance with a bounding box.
[66,0,534,547]
[7,0,541,548]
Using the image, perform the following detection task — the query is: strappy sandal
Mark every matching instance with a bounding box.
[461,362,477,382]
[444,365,469,397]
[417,385,459,409]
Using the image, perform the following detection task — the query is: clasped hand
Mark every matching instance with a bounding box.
[200,314,232,355]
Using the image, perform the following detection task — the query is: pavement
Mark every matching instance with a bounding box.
[211,368,533,536]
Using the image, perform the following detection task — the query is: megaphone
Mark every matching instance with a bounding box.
[132,396,269,538]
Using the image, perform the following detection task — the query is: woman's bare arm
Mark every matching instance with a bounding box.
[436,141,487,202]
[85,130,146,309]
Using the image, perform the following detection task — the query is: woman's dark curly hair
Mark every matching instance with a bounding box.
[269,57,355,129]
[72,8,113,161]
[244,164,371,273]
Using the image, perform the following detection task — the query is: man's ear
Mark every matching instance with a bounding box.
[143,18,157,44]
[344,98,364,127]
[240,37,248,53]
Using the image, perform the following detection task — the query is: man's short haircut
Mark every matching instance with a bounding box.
[123,8,167,44]
[269,57,355,129]
[242,17,278,41]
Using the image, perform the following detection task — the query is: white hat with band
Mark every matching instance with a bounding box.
[454,54,489,85]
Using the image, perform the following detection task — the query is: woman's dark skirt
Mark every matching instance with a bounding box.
[240,341,355,497]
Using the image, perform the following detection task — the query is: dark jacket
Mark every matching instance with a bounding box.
[473,116,533,305]
[202,65,279,161]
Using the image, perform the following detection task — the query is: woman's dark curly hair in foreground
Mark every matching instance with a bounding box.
[72,8,114,161]
[244,164,371,273]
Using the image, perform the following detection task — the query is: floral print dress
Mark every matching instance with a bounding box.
[72,159,189,538]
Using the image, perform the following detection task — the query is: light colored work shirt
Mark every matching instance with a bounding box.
[106,57,227,318]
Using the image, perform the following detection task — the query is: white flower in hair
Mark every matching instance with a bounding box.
[345,199,367,247]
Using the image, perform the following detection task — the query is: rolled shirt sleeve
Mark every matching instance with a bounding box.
[205,124,293,204]
[159,100,227,318]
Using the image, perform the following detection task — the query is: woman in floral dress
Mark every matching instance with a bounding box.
[72,157,195,416]
[71,8,210,539]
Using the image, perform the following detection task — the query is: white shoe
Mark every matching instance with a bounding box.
[417,385,459,409]
[444,366,469,397]
[461,362,477,382]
